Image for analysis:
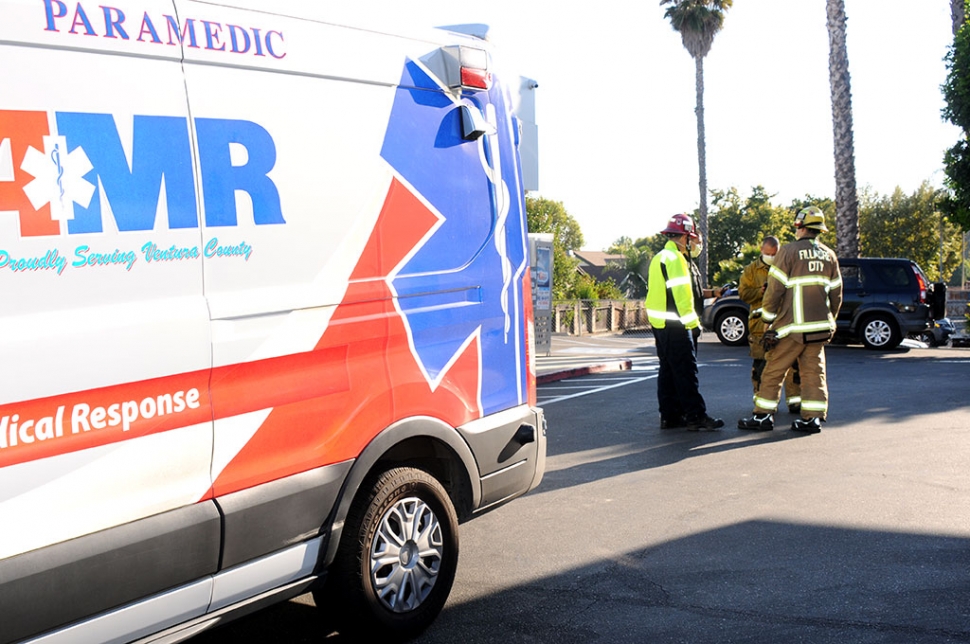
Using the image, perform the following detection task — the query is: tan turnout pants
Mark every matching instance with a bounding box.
[752,336,828,420]
[749,332,801,406]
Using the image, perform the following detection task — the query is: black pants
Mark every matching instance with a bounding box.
[653,326,707,421]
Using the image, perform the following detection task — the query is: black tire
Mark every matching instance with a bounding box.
[860,314,901,350]
[713,310,748,346]
[315,467,459,640]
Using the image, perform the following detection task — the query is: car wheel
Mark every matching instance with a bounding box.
[860,314,901,350]
[714,310,748,346]
[315,467,459,640]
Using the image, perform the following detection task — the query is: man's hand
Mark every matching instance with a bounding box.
[761,329,779,351]
[691,326,701,342]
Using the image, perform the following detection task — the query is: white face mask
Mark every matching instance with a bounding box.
[690,243,702,259]
[762,253,775,266]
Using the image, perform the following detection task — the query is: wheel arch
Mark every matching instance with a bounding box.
[849,304,904,335]
[715,304,749,322]
[319,416,478,570]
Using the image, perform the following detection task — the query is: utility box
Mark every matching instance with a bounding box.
[529,233,553,355]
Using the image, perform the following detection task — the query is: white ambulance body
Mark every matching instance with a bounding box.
[0,1,544,641]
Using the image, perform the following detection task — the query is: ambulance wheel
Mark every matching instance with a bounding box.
[317,467,459,640]
[860,314,901,350]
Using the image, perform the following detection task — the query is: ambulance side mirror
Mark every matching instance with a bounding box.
[460,104,495,141]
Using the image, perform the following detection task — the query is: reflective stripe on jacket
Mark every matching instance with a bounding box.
[761,238,843,341]
[647,240,700,329]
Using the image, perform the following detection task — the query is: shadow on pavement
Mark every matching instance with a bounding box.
[532,430,802,496]
[190,521,970,644]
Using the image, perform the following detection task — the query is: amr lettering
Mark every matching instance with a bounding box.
[0,110,284,238]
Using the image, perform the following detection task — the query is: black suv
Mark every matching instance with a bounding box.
[701,257,946,350]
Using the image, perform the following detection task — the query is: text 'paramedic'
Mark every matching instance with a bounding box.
[42,1,287,59]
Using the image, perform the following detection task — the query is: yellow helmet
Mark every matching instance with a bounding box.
[795,206,828,232]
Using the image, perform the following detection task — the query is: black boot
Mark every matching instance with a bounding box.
[686,415,724,431]
[661,415,687,430]
[738,413,774,431]
[791,417,822,433]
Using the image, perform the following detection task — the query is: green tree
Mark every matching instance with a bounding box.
[526,196,584,300]
[607,236,650,298]
[525,195,584,250]
[827,0,861,257]
[572,274,625,300]
[706,186,793,285]
[660,0,733,286]
[636,232,672,256]
[942,1,970,231]
[859,183,963,283]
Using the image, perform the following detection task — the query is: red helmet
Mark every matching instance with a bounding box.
[660,213,698,239]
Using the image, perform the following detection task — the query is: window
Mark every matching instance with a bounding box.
[872,264,912,288]
[841,265,862,290]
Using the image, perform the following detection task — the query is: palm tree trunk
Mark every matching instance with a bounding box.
[694,55,709,286]
[952,0,968,286]
[827,0,860,258]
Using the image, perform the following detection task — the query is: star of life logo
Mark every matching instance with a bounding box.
[21,135,96,227]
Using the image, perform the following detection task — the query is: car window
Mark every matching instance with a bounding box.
[871,264,913,288]
[841,265,862,290]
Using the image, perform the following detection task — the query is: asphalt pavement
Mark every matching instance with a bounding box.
[427,333,970,644]
[535,330,937,381]
[190,331,970,644]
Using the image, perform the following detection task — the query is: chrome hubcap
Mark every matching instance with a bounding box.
[370,497,443,613]
[865,320,891,346]
[721,317,745,342]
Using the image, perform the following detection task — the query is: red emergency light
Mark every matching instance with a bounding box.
[460,66,492,90]
[442,45,492,91]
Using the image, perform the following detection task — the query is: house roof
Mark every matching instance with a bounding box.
[572,250,625,267]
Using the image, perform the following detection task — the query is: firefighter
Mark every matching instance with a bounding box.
[738,235,801,412]
[738,207,842,433]
[647,213,724,431]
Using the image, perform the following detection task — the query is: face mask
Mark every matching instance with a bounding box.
[689,243,702,259]
[762,254,775,266]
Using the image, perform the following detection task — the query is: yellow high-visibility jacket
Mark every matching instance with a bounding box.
[647,240,700,330]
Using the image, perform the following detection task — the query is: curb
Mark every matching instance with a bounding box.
[536,359,633,384]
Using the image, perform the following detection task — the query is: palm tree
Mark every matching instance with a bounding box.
[826,0,860,258]
[660,0,732,287]
[950,0,968,287]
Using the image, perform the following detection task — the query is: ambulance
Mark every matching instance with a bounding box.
[0,1,545,641]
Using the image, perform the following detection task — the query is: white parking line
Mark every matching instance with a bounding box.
[540,385,608,390]
[556,376,649,382]
[539,375,657,405]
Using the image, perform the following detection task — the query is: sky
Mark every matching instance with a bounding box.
[326,1,961,251]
